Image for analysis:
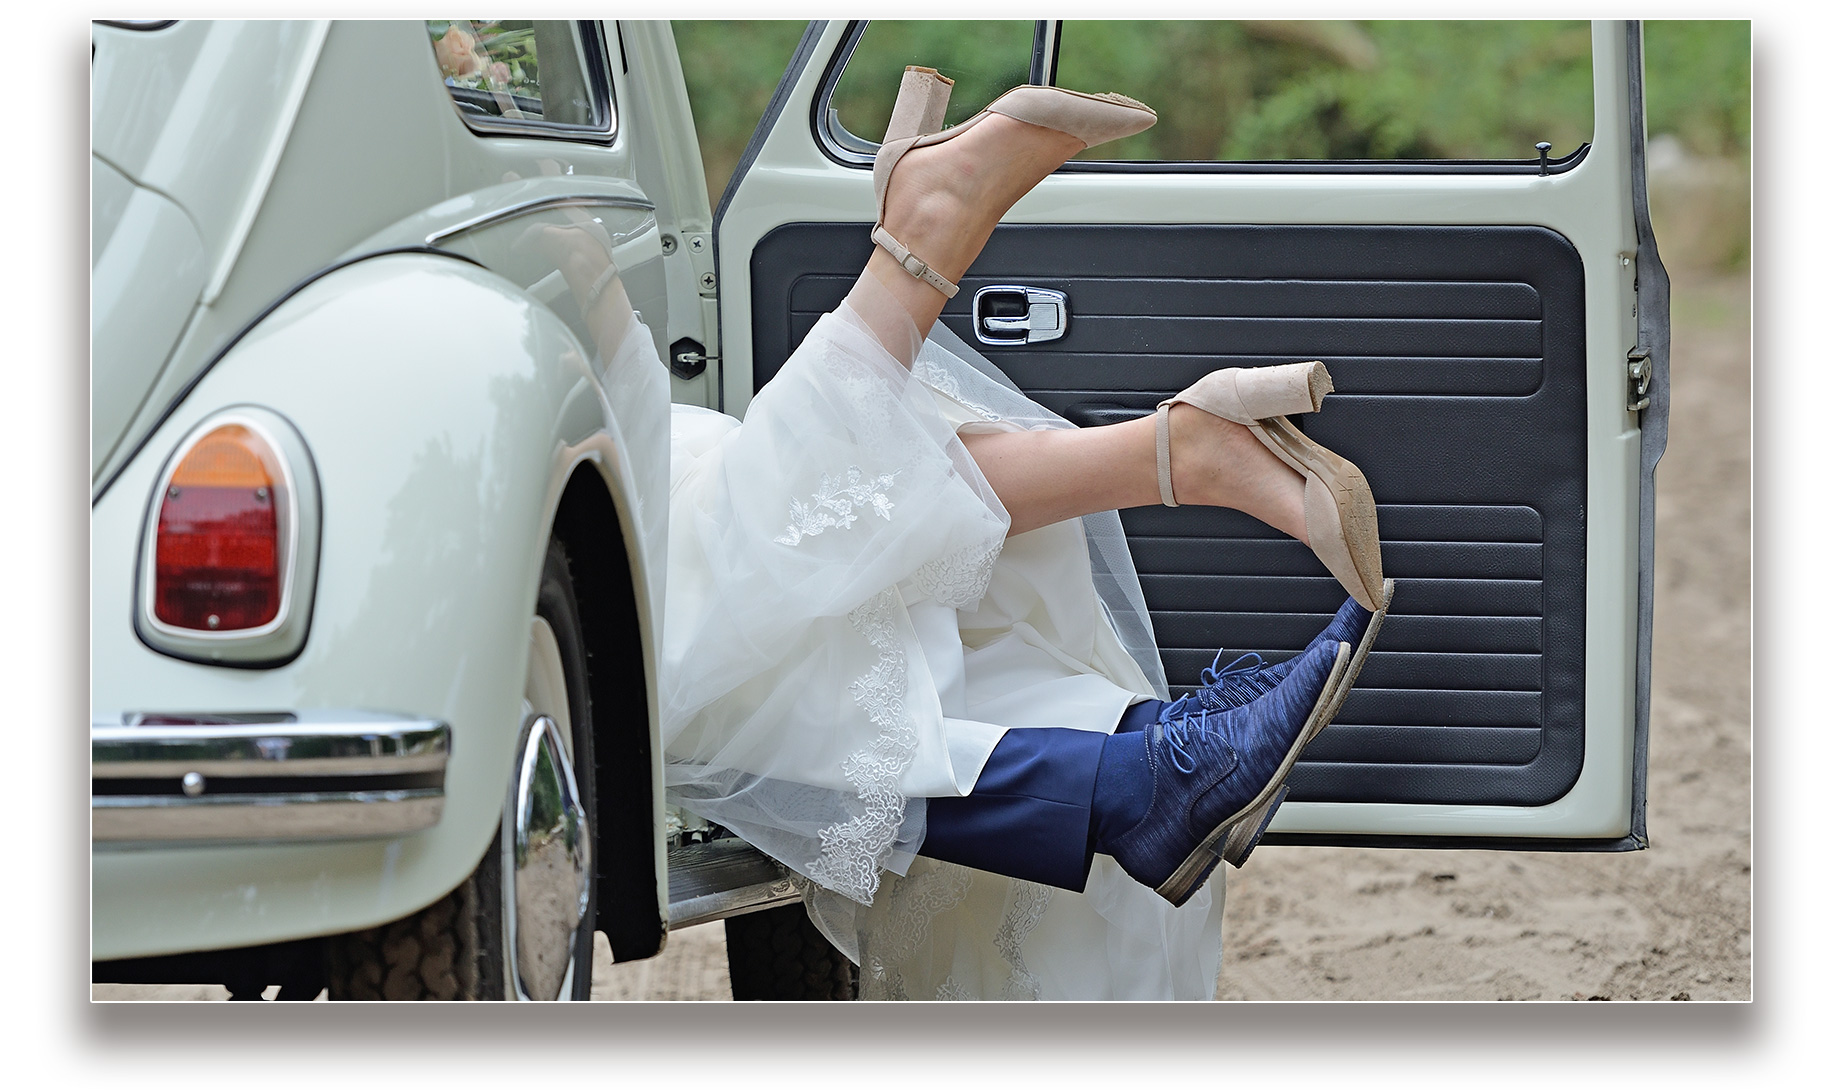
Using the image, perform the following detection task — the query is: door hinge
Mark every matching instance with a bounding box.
[686,233,716,296]
[1627,348,1653,412]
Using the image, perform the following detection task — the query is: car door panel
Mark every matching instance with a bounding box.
[751,217,1588,809]
[718,19,1657,847]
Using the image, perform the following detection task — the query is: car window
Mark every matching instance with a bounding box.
[820,20,1593,171]
[824,20,1035,152]
[1052,20,1593,165]
[427,20,613,137]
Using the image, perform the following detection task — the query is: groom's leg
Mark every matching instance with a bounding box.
[918,726,1106,893]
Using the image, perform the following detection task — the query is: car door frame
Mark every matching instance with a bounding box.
[713,19,1667,852]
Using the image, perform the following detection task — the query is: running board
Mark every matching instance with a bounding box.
[666,837,801,930]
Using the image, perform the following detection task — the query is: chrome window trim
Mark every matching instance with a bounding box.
[810,18,1590,177]
[133,406,322,668]
[436,20,618,145]
[424,194,655,246]
[93,19,177,32]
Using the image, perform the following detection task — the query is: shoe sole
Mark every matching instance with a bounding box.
[1312,577,1394,741]
[1224,785,1288,869]
[1153,640,1351,908]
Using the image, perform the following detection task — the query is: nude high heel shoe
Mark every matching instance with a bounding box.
[1155,361,1387,612]
[871,66,1157,299]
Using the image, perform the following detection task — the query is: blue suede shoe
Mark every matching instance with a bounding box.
[1151,577,1393,732]
[1100,639,1350,907]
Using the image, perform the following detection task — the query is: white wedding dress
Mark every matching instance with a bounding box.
[661,296,1225,1000]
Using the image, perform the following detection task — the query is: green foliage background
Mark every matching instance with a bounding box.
[672,20,1749,261]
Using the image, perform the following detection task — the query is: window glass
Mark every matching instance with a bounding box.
[828,21,1035,144]
[1053,20,1593,162]
[427,20,606,132]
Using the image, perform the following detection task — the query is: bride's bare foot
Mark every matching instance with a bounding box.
[1165,403,1310,543]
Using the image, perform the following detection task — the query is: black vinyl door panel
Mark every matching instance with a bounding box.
[752,221,1587,808]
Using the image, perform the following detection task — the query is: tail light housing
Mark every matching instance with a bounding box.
[136,408,320,666]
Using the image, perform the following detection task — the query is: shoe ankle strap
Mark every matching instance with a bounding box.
[871,225,960,299]
[1156,402,1179,507]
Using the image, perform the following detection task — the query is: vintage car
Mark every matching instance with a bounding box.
[90,18,1669,1000]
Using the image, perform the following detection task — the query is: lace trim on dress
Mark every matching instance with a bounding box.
[774,466,900,546]
[994,879,1054,1001]
[934,977,975,1001]
[914,357,1002,422]
[859,860,974,1001]
[911,540,1003,610]
[806,587,916,906]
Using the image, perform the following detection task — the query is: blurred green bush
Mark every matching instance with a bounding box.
[673,19,1748,267]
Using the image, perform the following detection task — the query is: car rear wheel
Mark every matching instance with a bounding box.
[326,538,598,1000]
[724,903,858,1000]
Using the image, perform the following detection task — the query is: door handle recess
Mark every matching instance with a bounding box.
[973,285,1068,346]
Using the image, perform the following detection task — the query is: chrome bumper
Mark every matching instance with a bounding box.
[92,711,450,845]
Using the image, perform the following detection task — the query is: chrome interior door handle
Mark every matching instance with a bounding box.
[973,285,1068,345]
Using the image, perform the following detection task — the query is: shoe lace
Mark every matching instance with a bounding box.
[1159,651,1268,723]
[1161,710,1231,775]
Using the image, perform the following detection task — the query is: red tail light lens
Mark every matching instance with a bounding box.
[152,424,288,631]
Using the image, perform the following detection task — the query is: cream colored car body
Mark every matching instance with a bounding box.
[91,20,710,961]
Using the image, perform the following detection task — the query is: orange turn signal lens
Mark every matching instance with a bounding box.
[167,424,275,489]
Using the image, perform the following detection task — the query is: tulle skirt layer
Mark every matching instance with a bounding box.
[660,300,1221,1000]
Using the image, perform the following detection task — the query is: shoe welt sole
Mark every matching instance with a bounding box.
[1224,785,1289,869]
[1152,640,1351,908]
[1313,577,1394,740]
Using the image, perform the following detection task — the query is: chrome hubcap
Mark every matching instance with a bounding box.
[503,617,590,1000]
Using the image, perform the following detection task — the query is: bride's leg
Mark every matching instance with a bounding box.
[961,408,1311,541]
[843,114,1085,362]
[825,100,1307,539]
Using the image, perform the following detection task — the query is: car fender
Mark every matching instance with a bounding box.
[91,250,669,959]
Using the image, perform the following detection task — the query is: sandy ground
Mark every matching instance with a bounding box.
[94,177,1752,1005]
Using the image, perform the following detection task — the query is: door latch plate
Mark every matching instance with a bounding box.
[973,285,1068,346]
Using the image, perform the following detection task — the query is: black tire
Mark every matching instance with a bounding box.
[724,903,858,1001]
[326,538,597,1000]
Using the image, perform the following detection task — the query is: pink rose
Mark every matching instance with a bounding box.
[435,24,479,78]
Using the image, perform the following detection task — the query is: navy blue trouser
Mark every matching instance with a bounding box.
[918,699,1163,892]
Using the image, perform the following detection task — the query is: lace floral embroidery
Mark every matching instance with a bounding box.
[934,978,975,1001]
[911,540,1003,610]
[994,879,1054,1001]
[915,357,1001,422]
[774,466,899,546]
[859,860,974,1001]
[807,588,916,906]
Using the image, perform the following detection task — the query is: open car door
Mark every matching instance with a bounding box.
[714,20,1667,852]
